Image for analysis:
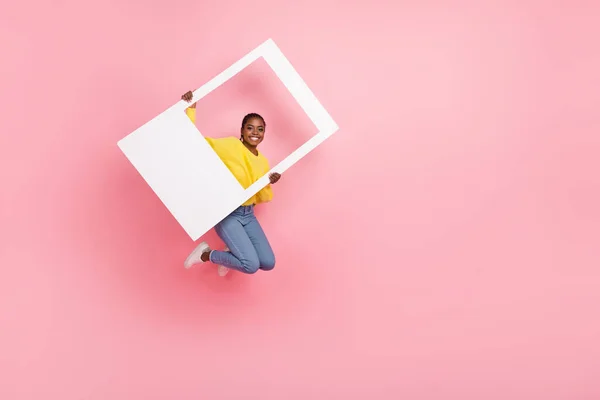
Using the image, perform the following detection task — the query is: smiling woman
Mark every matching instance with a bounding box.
[180,90,281,277]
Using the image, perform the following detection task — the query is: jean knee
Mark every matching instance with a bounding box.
[260,255,276,271]
[240,257,260,274]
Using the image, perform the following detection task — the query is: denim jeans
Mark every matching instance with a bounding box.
[209,205,276,274]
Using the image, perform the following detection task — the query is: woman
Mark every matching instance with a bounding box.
[180,90,281,277]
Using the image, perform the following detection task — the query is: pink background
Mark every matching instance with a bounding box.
[193,57,320,169]
[1,1,599,399]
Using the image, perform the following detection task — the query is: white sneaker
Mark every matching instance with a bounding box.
[183,241,211,269]
[217,247,230,277]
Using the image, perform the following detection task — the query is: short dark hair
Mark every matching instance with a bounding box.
[241,113,266,129]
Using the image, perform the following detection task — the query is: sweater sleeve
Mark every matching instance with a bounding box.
[254,155,274,204]
[185,107,196,124]
[255,183,273,204]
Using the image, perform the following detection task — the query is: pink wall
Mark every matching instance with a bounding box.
[1,1,599,399]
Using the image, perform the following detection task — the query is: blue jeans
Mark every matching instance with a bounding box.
[209,205,276,274]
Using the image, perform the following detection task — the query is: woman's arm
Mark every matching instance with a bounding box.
[181,90,197,124]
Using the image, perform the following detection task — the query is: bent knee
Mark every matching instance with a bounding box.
[260,256,276,271]
[240,258,260,274]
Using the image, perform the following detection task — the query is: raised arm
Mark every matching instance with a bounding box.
[181,90,196,124]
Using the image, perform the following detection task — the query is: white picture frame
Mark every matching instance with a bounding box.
[117,38,339,241]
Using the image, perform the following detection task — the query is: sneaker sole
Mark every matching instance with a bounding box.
[217,247,230,276]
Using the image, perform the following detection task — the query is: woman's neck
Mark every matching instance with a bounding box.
[242,140,259,156]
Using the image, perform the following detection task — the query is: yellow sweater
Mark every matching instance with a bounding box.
[186,107,273,206]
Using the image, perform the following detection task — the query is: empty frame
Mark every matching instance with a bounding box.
[117,38,339,241]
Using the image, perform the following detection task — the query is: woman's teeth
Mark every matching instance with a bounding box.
[249,137,260,142]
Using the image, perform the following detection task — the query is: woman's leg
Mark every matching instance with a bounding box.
[210,213,261,274]
[244,213,276,271]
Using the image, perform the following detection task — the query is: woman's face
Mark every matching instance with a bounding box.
[241,117,265,147]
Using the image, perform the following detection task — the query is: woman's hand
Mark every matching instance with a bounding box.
[269,172,281,184]
[181,91,193,102]
[181,91,196,108]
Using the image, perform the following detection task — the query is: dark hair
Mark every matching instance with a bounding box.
[241,113,266,129]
